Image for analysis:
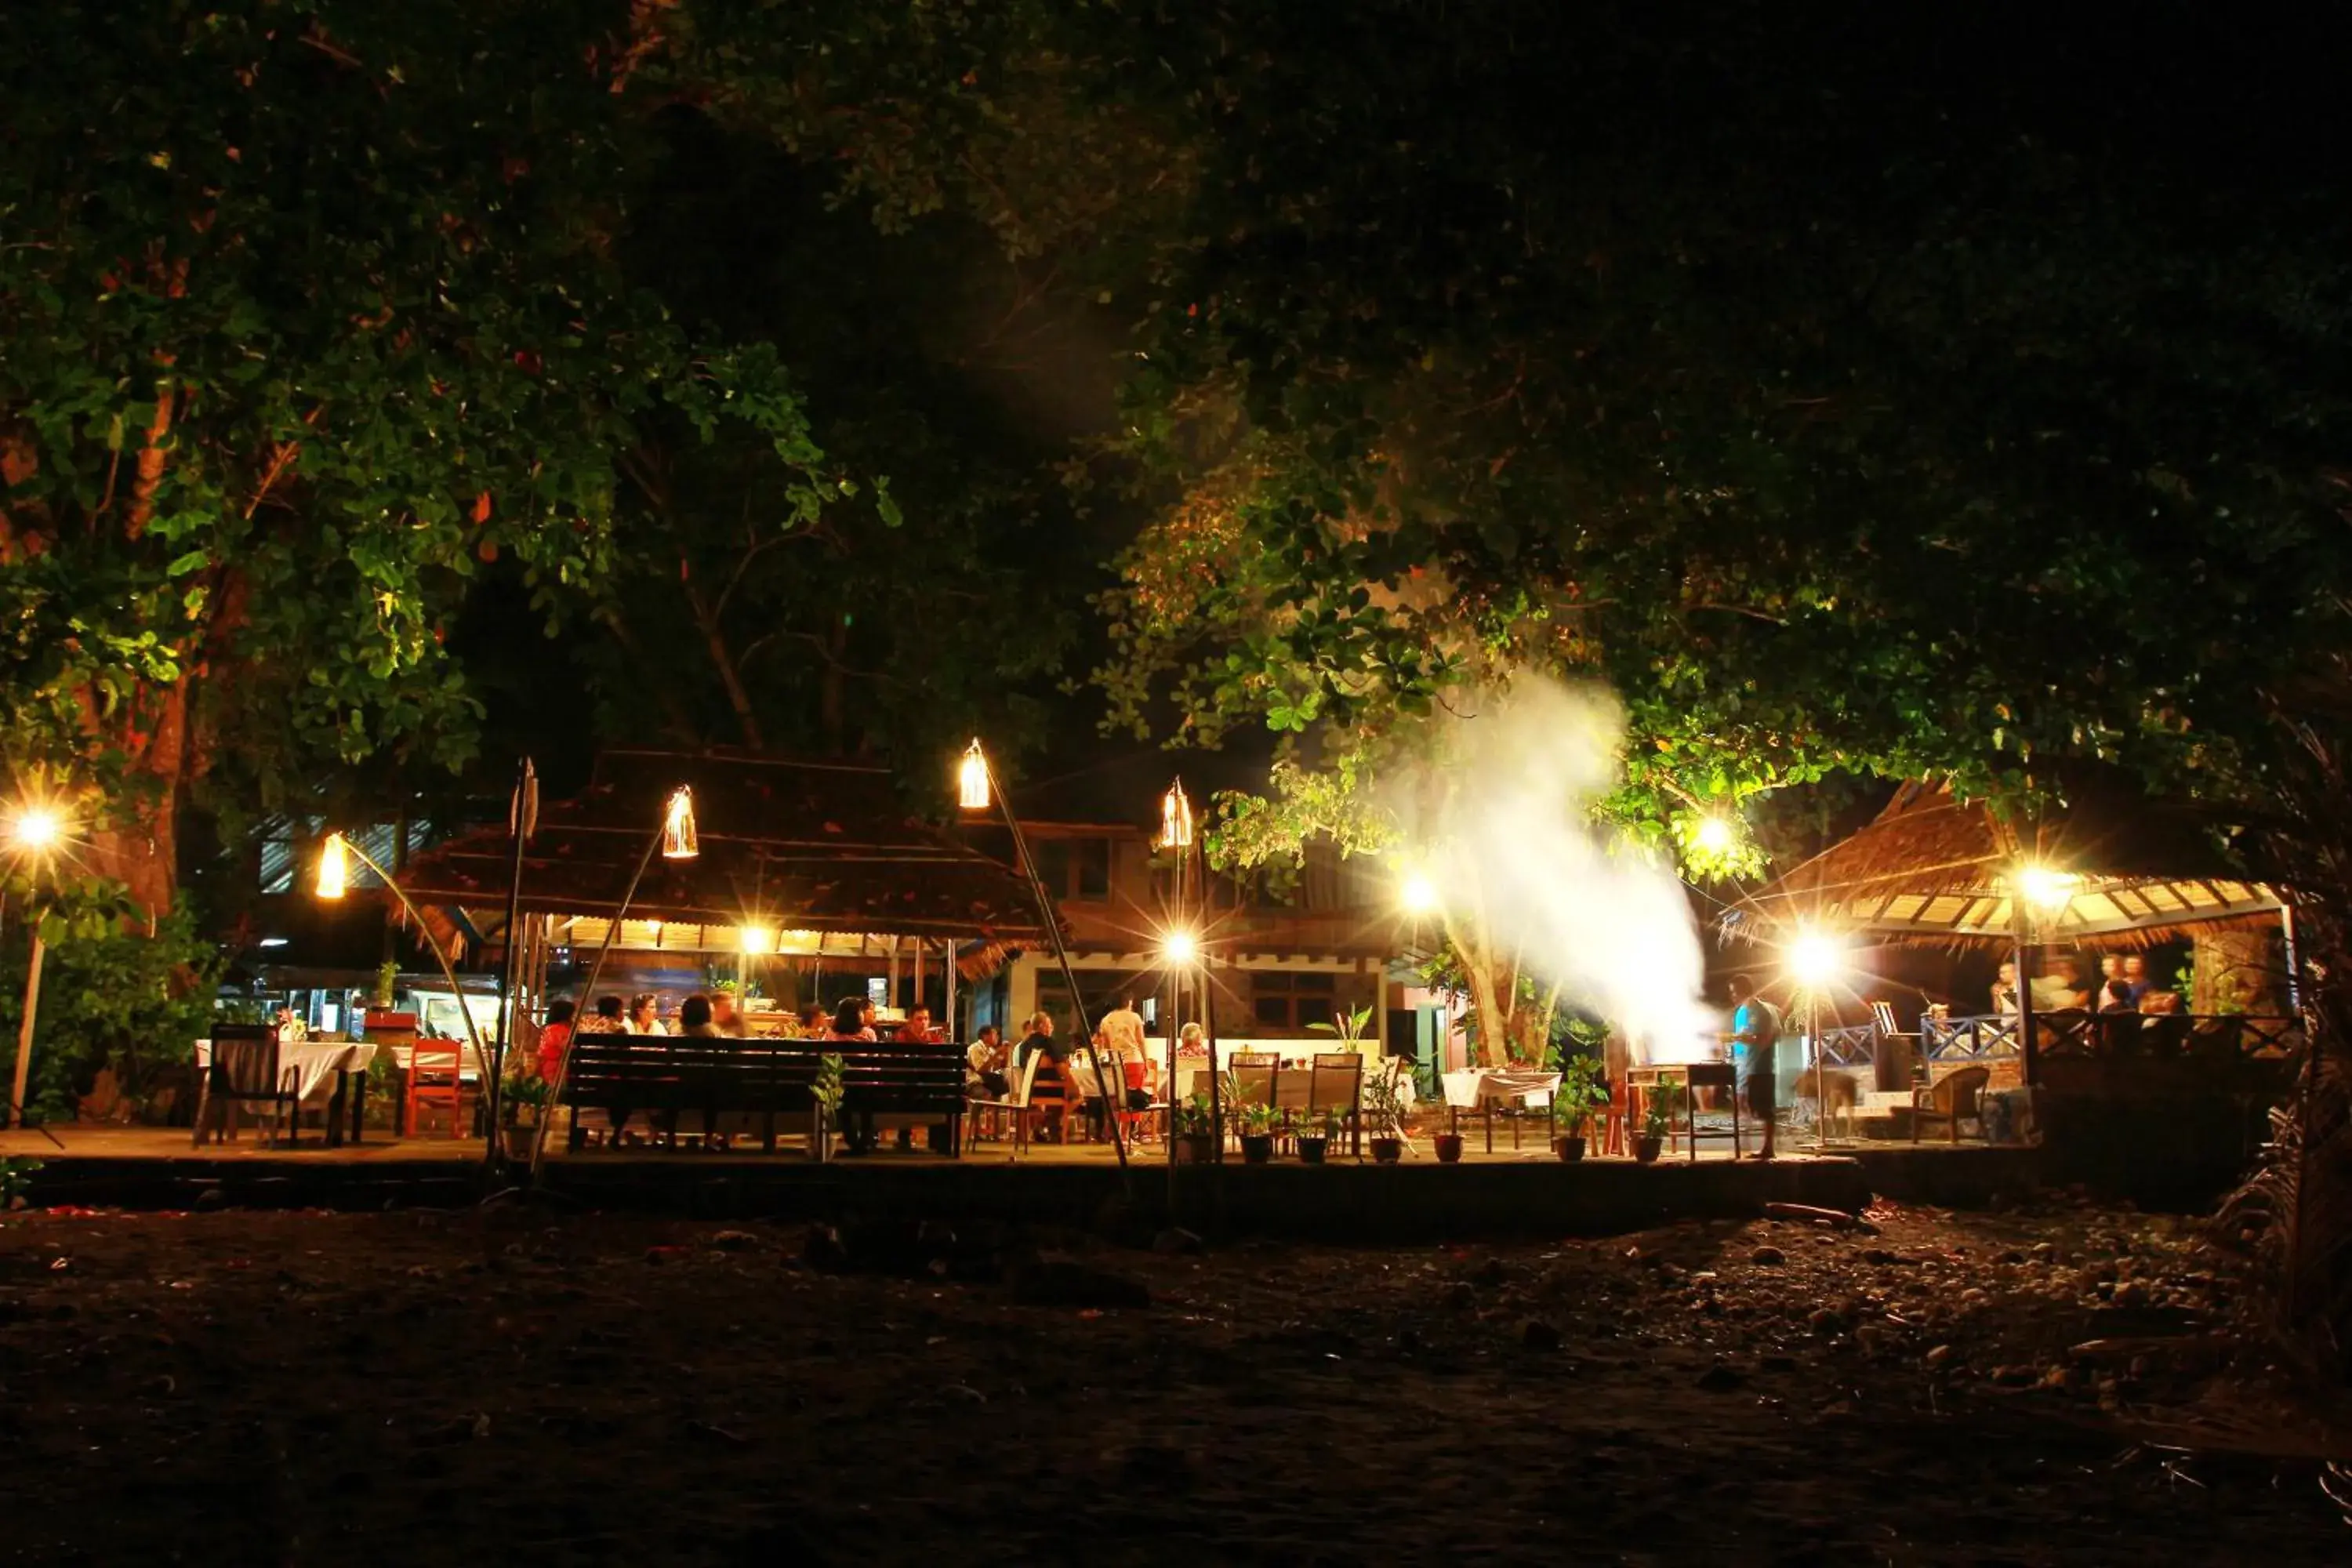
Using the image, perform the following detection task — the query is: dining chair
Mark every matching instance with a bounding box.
[1308,1052,1365,1156]
[406,1036,466,1138]
[193,1023,293,1148]
[967,1051,1042,1154]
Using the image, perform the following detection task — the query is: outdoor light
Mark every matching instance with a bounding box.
[2014,862,2078,913]
[1693,815,1737,855]
[1162,928,1200,965]
[1788,929,1844,989]
[5,806,62,854]
[738,924,777,956]
[958,739,991,811]
[1159,778,1196,851]
[258,936,289,949]
[315,833,350,900]
[1399,871,1440,916]
[661,786,699,859]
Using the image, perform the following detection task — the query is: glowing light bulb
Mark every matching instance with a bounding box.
[1788,929,1843,988]
[738,924,777,956]
[315,833,350,900]
[2014,863,2078,913]
[1399,872,1439,916]
[1163,929,1200,965]
[1693,815,1737,855]
[5,807,62,853]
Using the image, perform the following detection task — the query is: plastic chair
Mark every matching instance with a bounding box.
[406,1036,466,1138]
[194,1024,293,1147]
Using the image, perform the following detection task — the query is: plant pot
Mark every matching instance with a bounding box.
[1240,1134,1274,1165]
[1433,1132,1464,1164]
[1370,1137,1403,1166]
[500,1124,535,1162]
[1555,1134,1587,1163]
[1633,1134,1664,1164]
[1175,1133,1217,1165]
[1296,1136,1328,1166]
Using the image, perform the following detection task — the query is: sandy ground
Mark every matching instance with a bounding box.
[0,1196,2344,1566]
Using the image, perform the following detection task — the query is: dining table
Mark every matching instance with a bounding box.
[1439,1068,1561,1152]
[194,1037,379,1146]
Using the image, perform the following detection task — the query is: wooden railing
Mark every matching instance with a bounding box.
[1917,1012,2303,1064]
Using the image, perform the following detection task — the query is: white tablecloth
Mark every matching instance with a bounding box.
[197,1040,379,1104]
[1440,1069,1561,1110]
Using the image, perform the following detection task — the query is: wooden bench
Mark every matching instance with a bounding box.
[835,1040,967,1156]
[561,1036,965,1156]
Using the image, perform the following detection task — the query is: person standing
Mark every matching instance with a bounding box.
[1101,996,1146,1061]
[1726,973,1782,1160]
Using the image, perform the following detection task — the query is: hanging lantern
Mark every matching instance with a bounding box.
[958,740,990,811]
[315,833,350,900]
[662,786,699,859]
[1159,778,1195,850]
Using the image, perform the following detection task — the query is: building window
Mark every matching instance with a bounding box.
[1248,970,1341,1030]
[1035,838,1112,901]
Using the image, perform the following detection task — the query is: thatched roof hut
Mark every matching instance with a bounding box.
[1730,780,2285,948]
[397,750,1053,967]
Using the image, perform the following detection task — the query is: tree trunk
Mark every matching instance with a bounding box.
[81,673,190,920]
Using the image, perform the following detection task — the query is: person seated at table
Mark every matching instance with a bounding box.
[795,1002,827,1037]
[535,1000,576,1080]
[897,1005,939,1044]
[826,996,877,1042]
[677,994,719,1038]
[710,991,747,1036]
[1015,1012,1073,1141]
[626,993,666,1036]
[1177,1022,1207,1058]
[2099,954,2128,1001]
[2120,953,2154,1004]
[578,995,626,1035]
[967,1025,1010,1097]
[2097,978,2137,1015]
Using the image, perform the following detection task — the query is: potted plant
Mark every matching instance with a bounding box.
[372,960,398,1010]
[1433,1125,1465,1163]
[1364,1071,1410,1164]
[811,1052,845,1163]
[1237,1102,1279,1164]
[1552,1054,1609,1162]
[1295,1105,1340,1165]
[1173,1092,1218,1163]
[500,1072,551,1163]
[1634,1082,1676,1164]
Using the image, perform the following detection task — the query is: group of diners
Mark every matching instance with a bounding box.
[963,995,1171,1144]
[529,991,949,1083]
[1988,952,2183,1018]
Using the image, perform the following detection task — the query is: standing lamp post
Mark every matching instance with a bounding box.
[485,757,539,1151]
[2010,863,2078,1098]
[315,831,495,1146]
[1157,778,1209,1174]
[4,804,68,1135]
[1787,930,1845,1152]
[959,741,1131,1186]
[523,785,699,1181]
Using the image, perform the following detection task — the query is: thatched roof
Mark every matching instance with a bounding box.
[397,750,1054,949]
[1730,781,2284,947]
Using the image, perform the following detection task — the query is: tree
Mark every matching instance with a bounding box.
[0,2,832,911]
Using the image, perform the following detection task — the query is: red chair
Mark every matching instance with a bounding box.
[406,1037,466,1138]
[1116,1059,1160,1144]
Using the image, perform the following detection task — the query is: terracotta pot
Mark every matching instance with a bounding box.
[1633,1134,1664,1164]
[1175,1133,1217,1165]
[1555,1134,1587,1163]
[1434,1132,1464,1164]
[1240,1134,1275,1165]
[1371,1137,1403,1165]
[1296,1137,1329,1166]
[500,1125,535,1163]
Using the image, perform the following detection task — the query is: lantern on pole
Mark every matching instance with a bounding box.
[314,833,350,900]
[958,740,991,811]
[1158,778,1195,851]
[661,786,699,860]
